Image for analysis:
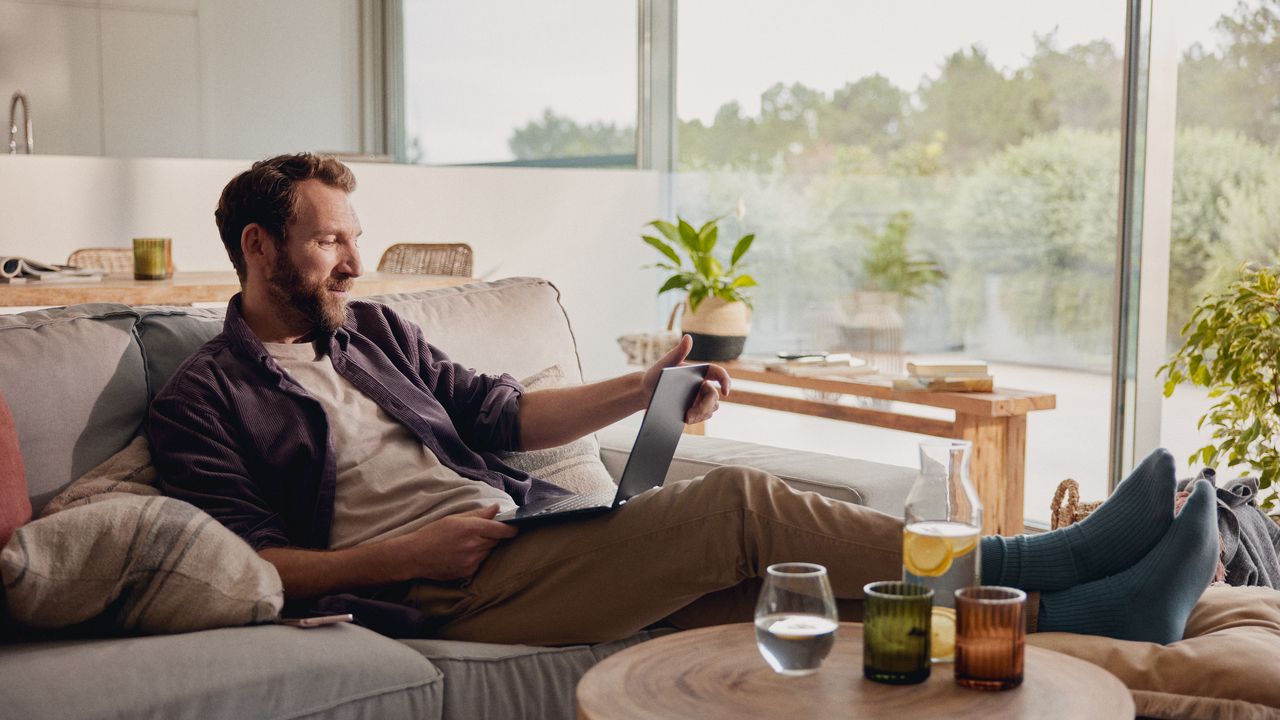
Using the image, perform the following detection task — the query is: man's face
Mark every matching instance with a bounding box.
[266,179,363,335]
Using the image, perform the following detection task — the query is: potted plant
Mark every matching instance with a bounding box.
[1159,263,1280,510]
[841,210,947,374]
[642,214,757,361]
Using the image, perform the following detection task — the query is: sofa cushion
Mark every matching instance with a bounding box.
[598,425,917,516]
[0,624,443,720]
[135,306,224,396]
[397,630,670,720]
[0,391,31,548]
[367,278,584,384]
[0,305,147,513]
[1028,585,1280,719]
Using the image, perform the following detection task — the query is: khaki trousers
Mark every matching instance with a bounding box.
[405,466,904,646]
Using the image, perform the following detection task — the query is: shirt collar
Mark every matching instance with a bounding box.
[223,293,352,366]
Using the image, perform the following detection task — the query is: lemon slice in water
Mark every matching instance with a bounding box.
[904,533,953,577]
[931,606,957,660]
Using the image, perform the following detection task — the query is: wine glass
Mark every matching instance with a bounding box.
[754,562,839,676]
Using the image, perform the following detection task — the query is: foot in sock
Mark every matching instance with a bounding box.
[981,448,1178,591]
[1037,478,1219,644]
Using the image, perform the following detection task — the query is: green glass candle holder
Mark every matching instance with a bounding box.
[862,580,933,685]
[133,238,172,281]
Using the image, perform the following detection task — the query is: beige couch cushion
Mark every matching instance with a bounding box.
[0,624,443,720]
[1028,585,1280,719]
[398,629,673,720]
[0,305,148,512]
[368,278,584,384]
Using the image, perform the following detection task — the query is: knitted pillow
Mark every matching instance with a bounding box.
[0,436,281,634]
[498,366,617,495]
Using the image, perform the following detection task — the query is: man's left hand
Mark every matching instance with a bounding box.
[641,334,732,424]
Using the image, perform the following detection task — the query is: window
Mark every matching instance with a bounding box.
[400,0,637,166]
[1159,0,1280,494]
[675,0,1129,523]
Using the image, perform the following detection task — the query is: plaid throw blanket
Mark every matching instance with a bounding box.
[1,436,282,633]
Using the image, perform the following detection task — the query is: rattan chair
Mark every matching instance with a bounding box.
[66,248,133,274]
[377,243,474,277]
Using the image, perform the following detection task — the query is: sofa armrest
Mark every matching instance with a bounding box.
[596,424,915,518]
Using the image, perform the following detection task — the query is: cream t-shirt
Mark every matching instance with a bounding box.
[265,341,517,550]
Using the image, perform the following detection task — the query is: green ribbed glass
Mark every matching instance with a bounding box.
[862,581,933,685]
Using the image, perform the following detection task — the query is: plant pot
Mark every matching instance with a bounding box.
[679,296,752,361]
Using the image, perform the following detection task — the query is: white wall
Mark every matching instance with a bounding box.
[0,154,661,379]
[0,0,359,159]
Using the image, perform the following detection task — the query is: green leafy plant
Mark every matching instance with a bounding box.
[1160,263,1280,509]
[857,210,948,301]
[642,215,757,313]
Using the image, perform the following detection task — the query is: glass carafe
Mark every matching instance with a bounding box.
[903,439,982,662]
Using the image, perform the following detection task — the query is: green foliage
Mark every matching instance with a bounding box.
[1180,0,1280,144]
[909,46,1051,171]
[642,215,757,313]
[1168,127,1280,344]
[508,109,633,160]
[1159,264,1280,509]
[946,128,1120,347]
[855,211,947,301]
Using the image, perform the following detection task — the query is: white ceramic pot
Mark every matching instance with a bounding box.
[679,296,752,361]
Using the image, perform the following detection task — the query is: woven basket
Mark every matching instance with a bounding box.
[1049,479,1102,530]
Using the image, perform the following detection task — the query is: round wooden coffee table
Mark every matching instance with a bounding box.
[576,623,1133,719]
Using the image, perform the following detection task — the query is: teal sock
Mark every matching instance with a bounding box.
[1036,479,1218,644]
[980,449,1177,591]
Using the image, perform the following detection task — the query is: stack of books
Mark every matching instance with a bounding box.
[893,359,993,392]
[755,352,875,377]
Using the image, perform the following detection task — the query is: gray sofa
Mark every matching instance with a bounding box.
[0,277,916,720]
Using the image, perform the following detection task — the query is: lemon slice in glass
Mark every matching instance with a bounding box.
[948,533,979,558]
[931,606,957,660]
[904,532,953,577]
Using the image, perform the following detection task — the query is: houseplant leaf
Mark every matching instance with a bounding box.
[730,234,755,269]
[642,235,683,267]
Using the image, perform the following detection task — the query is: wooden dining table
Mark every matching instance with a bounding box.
[0,271,474,307]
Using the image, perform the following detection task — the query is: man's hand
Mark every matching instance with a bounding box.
[641,334,732,424]
[393,504,518,581]
[258,505,519,600]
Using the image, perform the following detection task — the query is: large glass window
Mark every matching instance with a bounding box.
[1159,0,1280,499]
[676,0,1128,523]
[401,1,636,166]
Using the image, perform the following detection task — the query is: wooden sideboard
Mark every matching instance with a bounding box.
[719,360,1057,535]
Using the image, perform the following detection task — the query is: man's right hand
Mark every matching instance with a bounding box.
[394,504,519,581]
[259,504,520,599]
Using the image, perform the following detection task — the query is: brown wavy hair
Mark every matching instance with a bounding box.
[215,153,356,281]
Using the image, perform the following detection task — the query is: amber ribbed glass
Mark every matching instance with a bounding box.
[954,586,1026,690]
[862,581,933,685]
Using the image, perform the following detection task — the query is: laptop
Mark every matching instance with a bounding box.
[495,363,709,527]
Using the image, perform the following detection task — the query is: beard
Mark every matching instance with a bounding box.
[267,250,353,336]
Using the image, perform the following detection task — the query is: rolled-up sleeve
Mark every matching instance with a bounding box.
[411,329,525,452]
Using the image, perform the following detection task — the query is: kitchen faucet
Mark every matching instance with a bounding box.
[8,91,33,154]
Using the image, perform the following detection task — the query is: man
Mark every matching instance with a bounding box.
[151,153,1219,646]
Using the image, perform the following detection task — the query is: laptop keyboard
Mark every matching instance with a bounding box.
[540,491,615,513]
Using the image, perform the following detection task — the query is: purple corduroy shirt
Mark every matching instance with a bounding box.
[148,294,569,555]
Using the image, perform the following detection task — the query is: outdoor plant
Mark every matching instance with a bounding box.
[642,214,757,312]
[1160,263,1280,509]
[855,210,947,301]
